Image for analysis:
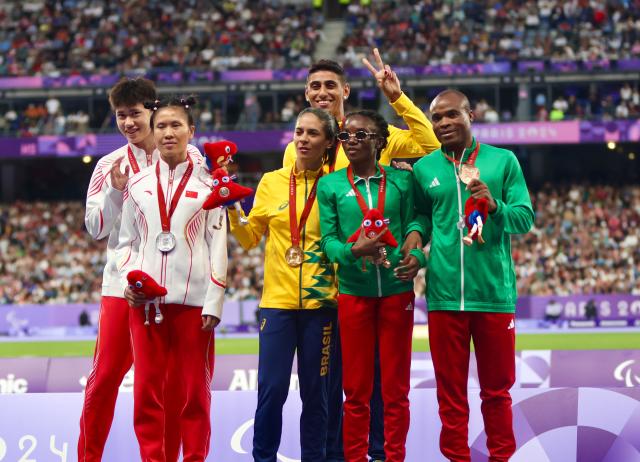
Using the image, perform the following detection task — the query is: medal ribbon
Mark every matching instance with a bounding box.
[128,146,153,174]
[346,163,386,217]
[442,141,480,167]
[156,157,193,233]
[289,167,323,248]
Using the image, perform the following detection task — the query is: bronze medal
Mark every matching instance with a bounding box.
[285,246,304,267]
[458,164,480,184]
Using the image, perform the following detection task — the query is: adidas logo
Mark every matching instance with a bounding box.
[405,302,414,311]
[507,319,515,330]
[345,189,356,197]
[429,177,440,188]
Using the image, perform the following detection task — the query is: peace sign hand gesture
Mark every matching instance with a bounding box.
[362,48,402,103]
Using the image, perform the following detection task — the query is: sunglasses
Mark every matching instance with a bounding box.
[337,130,377,142]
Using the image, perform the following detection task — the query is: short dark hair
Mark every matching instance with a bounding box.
[145,95,197,129]
[109,77,157,110]
[307,59,346,84]
[345,110,390,160]
[297,107,339,167]
[434,89,472,112]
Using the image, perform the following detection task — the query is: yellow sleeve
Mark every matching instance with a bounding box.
[228,174,271,250]
[283,141,296,168]
[379,92,441,164]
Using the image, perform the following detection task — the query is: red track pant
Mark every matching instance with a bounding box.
[428,311,516,462]
[78,296,133,462]
[130,303,215,462]
[338,291,414,462]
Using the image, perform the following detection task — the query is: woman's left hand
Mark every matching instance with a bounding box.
[202,315,221,331]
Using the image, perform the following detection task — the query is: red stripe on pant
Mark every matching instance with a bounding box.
[428,311,516,462]
[130,303,215,462]
[338,291,414,462]
[78,296,133,462]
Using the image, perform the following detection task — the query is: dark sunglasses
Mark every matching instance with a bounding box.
[337,130,377,142]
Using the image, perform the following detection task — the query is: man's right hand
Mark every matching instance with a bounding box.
[110,156,130,191]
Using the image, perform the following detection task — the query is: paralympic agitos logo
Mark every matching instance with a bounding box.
[614,360,640,387]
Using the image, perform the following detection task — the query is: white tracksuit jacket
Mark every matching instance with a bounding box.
[84,143,204,298]
[115,155,227,319]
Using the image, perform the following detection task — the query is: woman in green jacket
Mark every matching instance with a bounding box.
[318,110,426,462]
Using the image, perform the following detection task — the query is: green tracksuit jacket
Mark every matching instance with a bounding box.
[318,164,426,298]
[413,139,534,313]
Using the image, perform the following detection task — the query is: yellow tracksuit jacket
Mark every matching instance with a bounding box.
[229,165,337,310]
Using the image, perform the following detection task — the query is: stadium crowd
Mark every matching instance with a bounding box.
[2,182,639,304]
[338,0,640,67]
[0,0,322,76]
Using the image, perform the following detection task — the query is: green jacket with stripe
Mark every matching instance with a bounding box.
[412,139,534,313]
[318,164,427,298]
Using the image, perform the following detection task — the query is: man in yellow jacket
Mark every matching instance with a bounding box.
[282,49,440,462]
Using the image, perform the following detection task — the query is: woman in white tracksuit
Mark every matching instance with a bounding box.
[117,96,227,462]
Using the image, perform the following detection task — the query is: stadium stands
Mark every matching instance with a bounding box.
[2,182,640,304]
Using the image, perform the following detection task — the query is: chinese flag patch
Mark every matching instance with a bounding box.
[185,191,198,198]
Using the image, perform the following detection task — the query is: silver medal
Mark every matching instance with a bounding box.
[156,231,176,253]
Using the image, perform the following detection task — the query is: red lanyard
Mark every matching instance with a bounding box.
[127,145,153,174]
[156,158,193,232]
[442,142,480,167]
[289,167,323,248]
[346,164,386,216]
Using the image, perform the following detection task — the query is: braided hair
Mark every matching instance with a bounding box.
[344,110,390,160]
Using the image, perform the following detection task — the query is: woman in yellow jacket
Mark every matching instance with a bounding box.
[229,107,339,462]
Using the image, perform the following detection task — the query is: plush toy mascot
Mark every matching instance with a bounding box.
[126,270,167,325]
[347,209,398,269]
[462,197,488,246]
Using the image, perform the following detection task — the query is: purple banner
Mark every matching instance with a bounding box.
[474,120,581,144]
[520,294,640,321]
[518,60,545,73]
[0,388,639,461]
[550,61,579,72]
[0,120,639,159]
[3,349,639,393]
[618,58,640,71]
[579,119,640,143]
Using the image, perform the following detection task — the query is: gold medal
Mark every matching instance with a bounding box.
[458,164,480,184]
[285,246,304,267]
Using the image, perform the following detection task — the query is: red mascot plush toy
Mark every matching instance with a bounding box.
[203,140,237,169]
[127,270,167,326]
[347,209,398,269]
[202,168,254,228]
[462,197,488,246]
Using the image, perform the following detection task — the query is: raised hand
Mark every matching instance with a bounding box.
[110,156,130,191]
[362,48,402,103]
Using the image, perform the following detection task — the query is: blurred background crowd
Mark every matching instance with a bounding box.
[2,182,639,304]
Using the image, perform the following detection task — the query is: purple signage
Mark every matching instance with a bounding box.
[519,294,640,321]
[518,61,545,73]
[2,349,639,394]
[0,388,638,461]
[0,120,637,159]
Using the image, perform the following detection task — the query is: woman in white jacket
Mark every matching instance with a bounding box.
[117,96,227,462]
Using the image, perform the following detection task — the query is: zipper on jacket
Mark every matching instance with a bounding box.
[453,163,465,311]
[364,178,383,297]
[298,172,307,308]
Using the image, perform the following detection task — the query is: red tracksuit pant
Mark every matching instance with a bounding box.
[130,303,215,462]
[78,296,133,462]
[338,291,414,462]
[428,311,516,462]
[78,297,184,462]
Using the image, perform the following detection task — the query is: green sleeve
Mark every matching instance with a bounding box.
[412,169,433,243]
[317,178,358,265]
[490,152,535,234]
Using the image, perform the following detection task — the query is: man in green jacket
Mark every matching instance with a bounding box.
[413,90,534,462]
